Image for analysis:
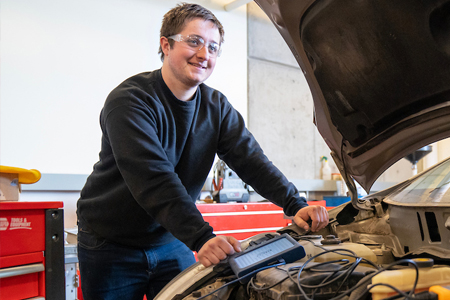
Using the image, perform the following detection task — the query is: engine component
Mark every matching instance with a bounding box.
[248,262,377,300]
[184,278,236,300]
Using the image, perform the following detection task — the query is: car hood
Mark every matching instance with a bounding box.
[255,0,450,209]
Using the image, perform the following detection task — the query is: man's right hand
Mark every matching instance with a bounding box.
[197,236,241,267]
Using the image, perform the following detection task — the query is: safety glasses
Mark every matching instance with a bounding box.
[168,34,222,57]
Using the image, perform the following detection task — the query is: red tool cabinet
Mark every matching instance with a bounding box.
[197,201,325,240]
[0,201,65,300]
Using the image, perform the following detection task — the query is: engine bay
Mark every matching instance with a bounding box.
[169,231,450,300]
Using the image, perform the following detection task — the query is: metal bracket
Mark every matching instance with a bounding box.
[45,208,65,300]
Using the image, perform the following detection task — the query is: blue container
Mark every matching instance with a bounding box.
[323,196,351,207]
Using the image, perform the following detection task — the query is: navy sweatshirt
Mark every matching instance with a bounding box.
[77,69,308,252]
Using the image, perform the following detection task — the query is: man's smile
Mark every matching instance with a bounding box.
[189,62,207,69]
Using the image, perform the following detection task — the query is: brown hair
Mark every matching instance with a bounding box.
[158,3,225,62]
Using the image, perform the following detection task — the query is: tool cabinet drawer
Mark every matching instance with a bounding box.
[0,263,45,300]
[0,202,62,257]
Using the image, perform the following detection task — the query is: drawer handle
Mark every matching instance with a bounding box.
[0,263,45,279]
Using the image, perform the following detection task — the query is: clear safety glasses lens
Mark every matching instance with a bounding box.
[168,34,222,57]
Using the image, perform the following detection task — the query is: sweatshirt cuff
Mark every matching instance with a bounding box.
[283,195,309,216]
[193,232,216,253]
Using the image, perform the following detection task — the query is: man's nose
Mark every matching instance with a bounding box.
[196,45,210,59]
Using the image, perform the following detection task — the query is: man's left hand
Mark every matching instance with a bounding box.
[293,205,329,232]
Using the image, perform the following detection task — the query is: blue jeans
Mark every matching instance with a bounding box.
[77,225,196,300]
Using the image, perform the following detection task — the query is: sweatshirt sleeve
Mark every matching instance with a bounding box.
[102,97,215,252]
[216,98,308,217]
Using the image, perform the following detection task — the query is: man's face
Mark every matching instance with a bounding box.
[163,18,221,89]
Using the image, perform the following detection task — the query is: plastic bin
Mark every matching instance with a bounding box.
[370,265,450,300]
[323,196,350,207]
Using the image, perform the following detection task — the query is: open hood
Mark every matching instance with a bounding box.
[255,0,450,209]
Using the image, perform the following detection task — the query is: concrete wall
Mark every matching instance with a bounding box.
[247,3,335,180]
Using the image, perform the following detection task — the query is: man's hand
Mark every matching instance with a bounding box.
[197,236,241,267]
[293,205,329,232]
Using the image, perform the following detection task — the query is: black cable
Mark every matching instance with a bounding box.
[364,282,416,300]
[303,259,351,272]
[283,238,372,299]
[348,273,373,300]
[195,261,286,300]
[300,264,356,289]
[296,248,366,286]
[302,257,354,292]
[247,265,296,291]
[292,250,419,300]
[311,269,341,298]
[244,236,420,300]
[332,257,363,297]
[296,261,360,299]
[339,259,420,300]
[297,237,380,270]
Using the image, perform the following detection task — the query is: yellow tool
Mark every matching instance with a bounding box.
[0,165,41,184]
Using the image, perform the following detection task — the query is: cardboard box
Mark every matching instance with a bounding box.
[0,173,19,201]
[0,166,41,201]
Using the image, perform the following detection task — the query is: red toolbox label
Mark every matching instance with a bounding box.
[0,211,45,257]
[1,217,32,231]
[0,217,8,230]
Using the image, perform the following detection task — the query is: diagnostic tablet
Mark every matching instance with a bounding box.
[228,234,305,282]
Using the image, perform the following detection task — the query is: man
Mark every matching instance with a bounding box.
[77,3,329,300]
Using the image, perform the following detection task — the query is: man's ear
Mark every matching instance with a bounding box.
[160,36,170,57]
